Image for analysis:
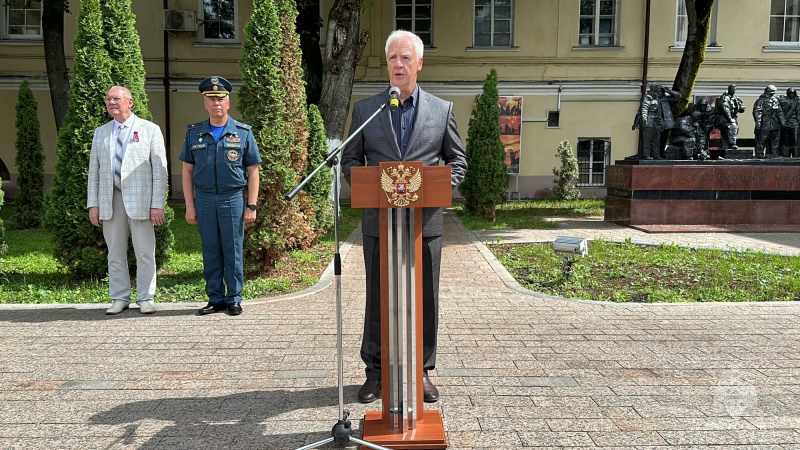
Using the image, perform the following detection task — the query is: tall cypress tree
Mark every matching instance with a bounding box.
[304,104,333,232]
[238,0,317,272]
[458,68,508,221]
[12,80,46,229]
[102,0,174,266]
[44,0,113,278]
[103,0,151,120]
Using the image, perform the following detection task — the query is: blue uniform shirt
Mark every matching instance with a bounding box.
[179,118,262,194]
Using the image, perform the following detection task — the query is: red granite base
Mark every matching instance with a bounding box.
[630,224,800,233]
[605,161,800,227]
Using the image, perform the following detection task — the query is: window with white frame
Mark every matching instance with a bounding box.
[675,0,719,47]
[769,0,800,45]
[199,0,237,41]
[578,0,617,47]
[473,0,512,47]
[577,139,610,187]
[396,0,433,47]
[4,0,42,39]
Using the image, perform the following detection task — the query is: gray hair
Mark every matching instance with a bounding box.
[108,85,133,99]
[385,30,424,60]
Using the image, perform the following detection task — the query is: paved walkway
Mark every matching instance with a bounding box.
[0,214,799,449]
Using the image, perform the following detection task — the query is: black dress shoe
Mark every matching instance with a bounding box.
[358,379,381,403]
[228,303,243,316]
[423,373,439,403]
[198,302,226,315]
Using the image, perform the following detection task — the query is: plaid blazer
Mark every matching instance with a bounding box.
[87,114,168,221]
[342,86,467,238]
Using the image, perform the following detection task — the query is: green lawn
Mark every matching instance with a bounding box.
[456,199,800,303]
[0,204,360,304]
[2,198,798,304]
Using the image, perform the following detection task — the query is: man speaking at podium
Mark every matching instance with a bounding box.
[342,30,468,404]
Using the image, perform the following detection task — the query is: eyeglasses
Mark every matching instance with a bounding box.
[104,97,129,104]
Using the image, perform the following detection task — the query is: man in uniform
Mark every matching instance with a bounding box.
[753,85,785,159]
[639,83,680,160]
[778,87,800,157]
[179,76,262,316]
[716,84,746,151]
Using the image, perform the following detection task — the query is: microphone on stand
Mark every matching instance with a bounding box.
[388,86,401,111]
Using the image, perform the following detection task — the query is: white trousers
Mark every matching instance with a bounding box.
[102,190,157,304]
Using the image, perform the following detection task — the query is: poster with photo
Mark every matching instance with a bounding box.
[499,96,523,174]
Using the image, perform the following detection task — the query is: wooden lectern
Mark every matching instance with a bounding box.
[350,161,450,450]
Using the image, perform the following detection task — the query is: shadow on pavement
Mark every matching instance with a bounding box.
[0,305,204,323]
[89,386,366,449]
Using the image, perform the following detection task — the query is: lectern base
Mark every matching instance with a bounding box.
[361,411,447,449]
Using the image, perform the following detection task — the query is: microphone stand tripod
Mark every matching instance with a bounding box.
[286,102,393,450]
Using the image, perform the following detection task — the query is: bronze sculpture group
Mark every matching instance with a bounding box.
[633,83,799,160]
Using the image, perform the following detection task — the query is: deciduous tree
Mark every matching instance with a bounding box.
[671,0,714,115]
[318,0,370,140]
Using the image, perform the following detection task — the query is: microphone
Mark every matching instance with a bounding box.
[388,86,400,111]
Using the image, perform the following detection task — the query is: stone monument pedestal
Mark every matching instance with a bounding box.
[605,159,800,227]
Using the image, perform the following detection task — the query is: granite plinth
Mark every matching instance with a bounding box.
[605,159,800,226]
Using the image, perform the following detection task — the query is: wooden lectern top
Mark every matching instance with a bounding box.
[351,162,452,209]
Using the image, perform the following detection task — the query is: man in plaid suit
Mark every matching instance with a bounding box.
[87,86,168,315]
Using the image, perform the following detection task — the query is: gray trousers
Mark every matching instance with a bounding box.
[102,189,157,304]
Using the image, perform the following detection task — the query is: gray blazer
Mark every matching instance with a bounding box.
[87,114,168,221]
[342,86,467,238]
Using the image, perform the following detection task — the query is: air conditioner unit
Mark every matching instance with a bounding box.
[164,10,196,32]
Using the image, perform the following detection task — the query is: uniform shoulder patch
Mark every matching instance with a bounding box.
[234,121,252,130]
[187,122,203,130]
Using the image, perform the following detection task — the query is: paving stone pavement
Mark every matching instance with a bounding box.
[0,212,799,449]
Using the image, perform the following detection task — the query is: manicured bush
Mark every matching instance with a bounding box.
[552,140,581,201]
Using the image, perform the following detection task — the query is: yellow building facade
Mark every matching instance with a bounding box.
[1,0,798,200]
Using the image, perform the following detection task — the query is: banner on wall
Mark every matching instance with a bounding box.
[499,96,523,174]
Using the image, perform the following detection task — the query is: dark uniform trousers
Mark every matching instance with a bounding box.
[196,190,245,304]
[361,234,442,381]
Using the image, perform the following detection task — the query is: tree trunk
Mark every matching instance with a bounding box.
[671,0,714,116]
[297,1,324,105]
[318,0,369,141]
[41,2,70,132]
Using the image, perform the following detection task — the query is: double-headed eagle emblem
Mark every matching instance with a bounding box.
[380,163,422,207]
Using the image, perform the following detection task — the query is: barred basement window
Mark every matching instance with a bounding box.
[577,139,610,187]
[546,110,560,128]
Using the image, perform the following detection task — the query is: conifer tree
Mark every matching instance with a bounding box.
[12,80,46,229]
[458,68,507,221]
[0,190,6,256]
[238,0,318,271]
[43,0,113,278]
[102,0,174,265]
[304,104,333,232]
[552,140,581,200]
